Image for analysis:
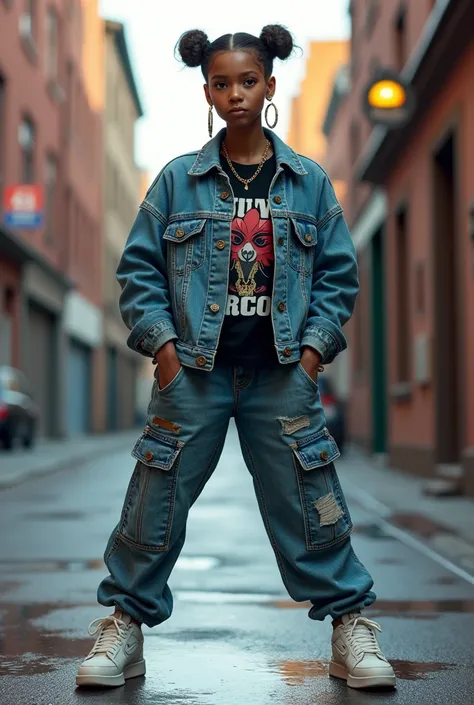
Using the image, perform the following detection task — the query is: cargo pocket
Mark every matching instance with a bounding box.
[118,428,184,552]
[290,428,352,551]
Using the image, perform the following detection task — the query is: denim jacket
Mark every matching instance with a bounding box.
[117,128,359,370]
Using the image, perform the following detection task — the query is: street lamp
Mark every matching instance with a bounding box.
[363,68,415,128]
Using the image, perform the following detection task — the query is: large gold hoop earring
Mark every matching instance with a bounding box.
[265,99,278,129]
[208,105,214,138]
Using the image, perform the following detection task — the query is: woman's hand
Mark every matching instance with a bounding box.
[154,342,182,390]
[300,347,322,383]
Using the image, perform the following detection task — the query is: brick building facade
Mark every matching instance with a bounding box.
[323,0,474,492]
[0,1,142,439]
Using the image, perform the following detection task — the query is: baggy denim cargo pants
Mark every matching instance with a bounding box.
[98,363,376,627]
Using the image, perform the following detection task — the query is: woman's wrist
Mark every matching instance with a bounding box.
[154,341,177,365]
[301,346,324,373]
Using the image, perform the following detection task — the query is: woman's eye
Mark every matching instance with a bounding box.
[244,78,257,87]
[214,82,226,90]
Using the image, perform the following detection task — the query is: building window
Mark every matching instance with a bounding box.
[0,76,5,198]
[67,0,75,20]
[0,288,14,366]
[18,118,35,183]
[394,5,407,71]
[21,0,37,38]
[350,120,361,166]
[415,261,426,315]
[45,7,59,81]
[45,155,57,243]
[395,206,410,382]
[365,0,379,37]
[350,0,358,78]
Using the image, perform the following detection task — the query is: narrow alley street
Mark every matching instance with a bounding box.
[1,423,474,704]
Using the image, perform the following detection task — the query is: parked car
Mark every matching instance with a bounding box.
[318,374,346,454]
[0,366,38,451]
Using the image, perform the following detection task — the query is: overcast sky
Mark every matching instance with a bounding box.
[99,0,350,177]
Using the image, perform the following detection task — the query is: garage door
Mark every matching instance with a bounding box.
[27,303,55,437]
[66,339,92,435]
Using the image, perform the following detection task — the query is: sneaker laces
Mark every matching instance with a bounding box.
[88,615,128,656]
[344,616,383,659]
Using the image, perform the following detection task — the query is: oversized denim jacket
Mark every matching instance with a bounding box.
[117,128,359,370]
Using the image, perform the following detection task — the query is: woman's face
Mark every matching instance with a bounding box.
[204,50,275,130]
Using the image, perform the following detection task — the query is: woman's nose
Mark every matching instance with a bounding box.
[229,86,243,102]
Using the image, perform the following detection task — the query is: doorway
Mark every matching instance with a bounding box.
[370,227,387,455]
[432,129,461,464]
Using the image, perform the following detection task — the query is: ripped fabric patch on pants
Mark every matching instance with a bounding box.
[313,493,344,527]
[278,415,311,436]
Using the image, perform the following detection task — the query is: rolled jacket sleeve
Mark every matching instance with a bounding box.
[301,177,359,365]
[116,173,177,358]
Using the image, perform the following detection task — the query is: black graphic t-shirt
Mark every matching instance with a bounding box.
[217,154,277,366]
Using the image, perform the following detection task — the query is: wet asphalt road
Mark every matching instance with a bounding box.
[1,421,474,704]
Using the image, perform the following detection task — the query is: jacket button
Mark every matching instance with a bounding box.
[220,191,230,200]
[320,450,329,462]
[273,195,282,204]
[216,240,226,250]
[283,347,292,357]
[304,233,313,243]
[176,228,185,238]
[277,302,286,312]
[278,237,284,246]
[145,451,154,462]
[196,356,207,367]
[210,303,220,313]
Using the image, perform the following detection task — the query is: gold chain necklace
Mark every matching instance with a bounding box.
[222,140,271,190]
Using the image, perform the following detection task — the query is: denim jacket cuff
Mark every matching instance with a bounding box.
[301,322,345,365]
[132,321,178,358]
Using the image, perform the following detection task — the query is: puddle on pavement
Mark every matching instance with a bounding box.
[0,554,220,575]
[390,660,456,680]
[0,601,460,688]
[0,603,92,676]
[0,559,106,573]
[175,590,280,604]
[270,659,456,683]
[269,598,474,614]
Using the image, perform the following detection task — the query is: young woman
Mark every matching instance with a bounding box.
[76,25,396,691]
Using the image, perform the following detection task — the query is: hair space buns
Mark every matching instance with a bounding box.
[177,29,211,67]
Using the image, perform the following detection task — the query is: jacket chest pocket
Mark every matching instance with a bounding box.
[288,218,317,275]
[164,219,207,275]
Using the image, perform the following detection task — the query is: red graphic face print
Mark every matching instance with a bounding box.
[231,208,273,267]
[230,207,274,296]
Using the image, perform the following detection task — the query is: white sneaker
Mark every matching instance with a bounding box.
[76,611,146,688]
[329,613,396,689]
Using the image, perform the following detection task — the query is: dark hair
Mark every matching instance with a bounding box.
[176,25,294,80]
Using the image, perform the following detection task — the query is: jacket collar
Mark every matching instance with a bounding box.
[188,127,308,177]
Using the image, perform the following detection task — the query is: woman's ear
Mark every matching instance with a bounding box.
[204,83,212,107]
[266,76,276,100]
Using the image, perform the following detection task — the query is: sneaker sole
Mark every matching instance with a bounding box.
[329,661,396,690]
[76,659,146,688]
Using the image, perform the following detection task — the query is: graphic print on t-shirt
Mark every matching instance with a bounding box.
[218,153,276,365]
[227,202,273,319]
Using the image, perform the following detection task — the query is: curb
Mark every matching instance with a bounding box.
[0,430,140,491]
